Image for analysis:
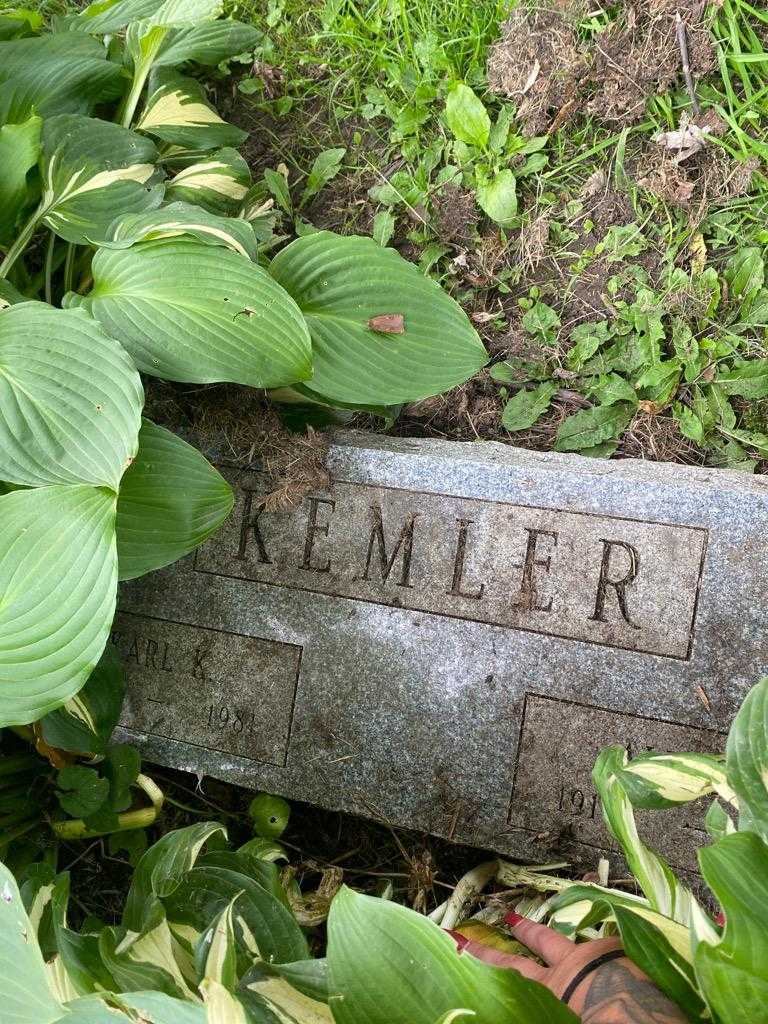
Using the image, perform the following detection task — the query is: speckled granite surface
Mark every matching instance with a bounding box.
[115,433,767,873]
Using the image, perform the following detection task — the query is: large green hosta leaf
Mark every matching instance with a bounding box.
[116,420,233,580]
[726,676,768,839]
[0,303,143,489]
[70,0,165,35]
[40,115,163,246]
[0,115,40,247]
[0,34,124,124]
[269,232,487,406]
[136,71,246,150]
[0,486,117,726]
[154,19,259,67]
[68,238,312,386]
[102,201,258,258]
[164,147,250,216]
[327,888,576,1024]
[696,833,768,1022]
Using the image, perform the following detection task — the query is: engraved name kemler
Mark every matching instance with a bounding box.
[194,473,708,659]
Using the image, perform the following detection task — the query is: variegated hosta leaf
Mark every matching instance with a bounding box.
[726,676,768,841]
[100,902,196,1000]
[164,146,250,216]
[240,969,334,1024]
[0,302,143,489]
[123,822,227,932]
[0,485,117,727]
[195,898,238,988]
[613,907,707,1023]
[154,19,260,67]
[617,751,737,811]
[269,231,488,406]
[200,979,249,1024]
[0,862,63,1024]
[116,419,234,581]
[136,70,246,151]
[592,746,714,932]
[102,201,257,258]
[549,884,693,962]
[40,115,164,246]
[67,238,312,387]
[0,114,40,247]
[122,0,225,108]
[0,33,124,123]
[41,644,124,755]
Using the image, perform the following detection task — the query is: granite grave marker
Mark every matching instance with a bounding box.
[114,434,768,873]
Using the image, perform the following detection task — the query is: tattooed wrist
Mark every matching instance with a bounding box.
[577,960,688,1023]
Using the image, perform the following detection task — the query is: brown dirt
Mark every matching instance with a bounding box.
[636,146,761,215]
[432,185,480,245]
[486,5,586,136]
[144,382,330,509]
[487,0,716,132]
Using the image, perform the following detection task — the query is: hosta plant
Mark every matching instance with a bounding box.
[0,0,487,731]
[4,680,767,1023]
[0,646,162,866]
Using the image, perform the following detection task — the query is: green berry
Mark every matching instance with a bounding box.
[248,792,290,838]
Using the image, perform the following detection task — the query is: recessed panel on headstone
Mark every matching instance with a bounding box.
[116,433,768,872]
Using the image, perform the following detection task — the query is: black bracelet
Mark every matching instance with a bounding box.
[560,948,626,1005]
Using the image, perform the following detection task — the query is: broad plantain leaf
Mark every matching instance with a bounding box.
[326,887,577,1024]
[0,486,117,727]
[68,238,312,386]
[42,645,125,755]
[726,676,768,840]
[136,70,246,150]
[269,231,487,405]
[102,201,258,258]
[116,419,234,580]
[554,403,634,453]
[0,303,143,489]
[715,359,768,399]
[444,84,490,149]
[0,115,40,246]
[0,862,63,1024]
[475,168,517,226]
[163,146,250,215]
[502,381,556,432]
[301,147,346,206]
[39,115,163,246]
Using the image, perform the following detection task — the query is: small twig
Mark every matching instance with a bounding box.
[676,11,701,115]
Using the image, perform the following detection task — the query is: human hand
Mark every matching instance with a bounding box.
[451,913,688,1022]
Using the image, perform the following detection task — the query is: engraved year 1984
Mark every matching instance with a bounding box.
[206,700,260,736]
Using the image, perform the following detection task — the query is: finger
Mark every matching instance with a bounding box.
[504,913,575,966]
[447,931,547,979]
